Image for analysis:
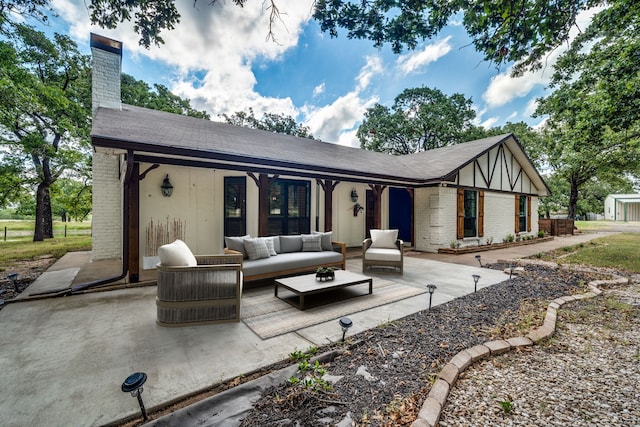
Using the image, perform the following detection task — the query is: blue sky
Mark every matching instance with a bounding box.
[35,1,596,147]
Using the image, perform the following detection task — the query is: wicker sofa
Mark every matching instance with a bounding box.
[155,240,244,326]
[224,232,346,282]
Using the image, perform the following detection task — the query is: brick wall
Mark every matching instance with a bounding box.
[91,152,122,260]
[91,47,121,113]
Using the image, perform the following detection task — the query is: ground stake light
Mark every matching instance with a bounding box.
[472,275,481,293]
[426,284,437,310]
[475,255,482,267]
[509,264,515,279]
[6,273,18,292]
[339,317,352,342]
[121,372,148,421]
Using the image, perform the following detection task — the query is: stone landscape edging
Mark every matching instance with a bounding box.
[410,266,629,427]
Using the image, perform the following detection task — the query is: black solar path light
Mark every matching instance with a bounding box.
[472,274,481,293]
[7,273,19,292]
[121,372,148,421]
[509,264,515,279]
[339,317,352,342]
[427,284,437,310]
[475,255,482,267]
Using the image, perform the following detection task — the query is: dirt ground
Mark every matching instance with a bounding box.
[0,256,57,304]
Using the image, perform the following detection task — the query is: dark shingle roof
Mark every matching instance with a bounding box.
[92,104,548,194]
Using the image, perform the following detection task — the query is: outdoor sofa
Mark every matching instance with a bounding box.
[224,232,346,282]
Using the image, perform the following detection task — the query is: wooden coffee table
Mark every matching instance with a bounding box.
[274,270,373,310]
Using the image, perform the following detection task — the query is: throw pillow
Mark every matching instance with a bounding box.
[261,237,278,256]
[279,235,303,253]
[243,237,271,261]
[225,235,250,259]
[301,234,322,252]
[370,229,399,249]
[158,239,197,267]
[312,231,333,251]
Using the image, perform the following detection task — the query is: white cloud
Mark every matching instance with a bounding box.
[396,37,452,75]
[524,98,541,117]
[482,7,602,108]
[313,83,325,97]
[356,56,383,91]
[480,117,499,129]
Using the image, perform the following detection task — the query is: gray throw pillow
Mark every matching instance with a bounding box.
[312,231,333,251]
[279,235,303,253]
[301,234,322,252]
[243,238,270,261]
[261,237,278,256]
[225,235,250,259]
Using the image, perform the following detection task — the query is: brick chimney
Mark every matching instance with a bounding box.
[90,33,122,113]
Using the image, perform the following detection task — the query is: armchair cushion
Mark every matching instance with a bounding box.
[370,229,399,249]
[364,247,402,262]
[158,239,197,267]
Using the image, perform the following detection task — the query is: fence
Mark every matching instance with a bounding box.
[3,225,91,241]
[538,219,575,236]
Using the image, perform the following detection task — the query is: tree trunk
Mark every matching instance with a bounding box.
[33,183,53,241]
[567,179,579,220]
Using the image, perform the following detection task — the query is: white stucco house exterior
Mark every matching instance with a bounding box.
[90,34,550,283]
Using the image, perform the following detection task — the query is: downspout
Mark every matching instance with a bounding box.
[29,149,134,297]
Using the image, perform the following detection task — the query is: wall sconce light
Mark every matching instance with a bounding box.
[161,174,173,197]
[353,203,364,217]
[426,284,437,310]
[472,274,481,293]
[350,189,358,203]
[121,372,148,421]
[339,317,353,342]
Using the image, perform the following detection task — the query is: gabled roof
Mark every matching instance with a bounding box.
[92,104,548,194]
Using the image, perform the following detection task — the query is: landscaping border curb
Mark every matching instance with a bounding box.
[410,267,629,427]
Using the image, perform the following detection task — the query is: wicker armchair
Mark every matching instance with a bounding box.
[156,254,244,327]
[362,237,404,275]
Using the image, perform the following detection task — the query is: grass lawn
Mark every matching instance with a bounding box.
[0,220,92,269]
[535,232,640,273]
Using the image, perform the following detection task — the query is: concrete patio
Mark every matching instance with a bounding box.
[0,232,608,426]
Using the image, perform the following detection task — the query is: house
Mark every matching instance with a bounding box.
[604,194,640,221]
[90,34,550,282]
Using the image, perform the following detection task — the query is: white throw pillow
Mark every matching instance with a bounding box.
[243,237,271,261]
[370,229,398,249]
[158,239,197,267]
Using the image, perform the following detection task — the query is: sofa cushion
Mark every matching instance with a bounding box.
[279,235,303,253]
[370,229,398,249]
[301,234,322,252]
[261,237,278,256]
[158,239,197,267]
[225,235,250,259]
[242,251,344,278]
[312,231,333,251]
[243,238,271,261]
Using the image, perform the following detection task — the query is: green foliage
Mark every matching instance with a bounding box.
[287,347,332,392]
[121,73,210,119]
[221,108,314,139]
[498,398,514,414]
[357,86,476,154]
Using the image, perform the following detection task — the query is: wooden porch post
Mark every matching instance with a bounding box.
[406,187,414,245]
[128,163,140,283]
[368,184,387,229]
[248,173,278,236]
[316,179,339,231]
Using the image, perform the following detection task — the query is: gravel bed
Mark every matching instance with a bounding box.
[238,264,605,426]
[439,283,640,427]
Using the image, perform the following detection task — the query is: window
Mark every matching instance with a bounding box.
[457,189,484,239]
[464,190,477,237]
[515,195,531,233]
[268,179,310,235]
[224,176,246,236]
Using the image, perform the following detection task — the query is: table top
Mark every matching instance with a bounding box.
[274,270,372,293]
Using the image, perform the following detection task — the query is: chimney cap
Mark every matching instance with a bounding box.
[90,33,122,57]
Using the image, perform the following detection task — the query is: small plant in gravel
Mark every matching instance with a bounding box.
[287,347,332,392]
[498,398,514,414]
